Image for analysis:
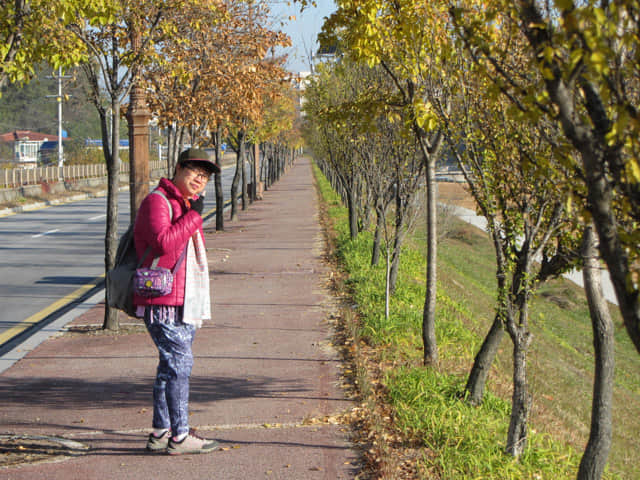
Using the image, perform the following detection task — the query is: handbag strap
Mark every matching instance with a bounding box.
[170,246,188,273]
[137,246,152,268]
[148,244,188,272]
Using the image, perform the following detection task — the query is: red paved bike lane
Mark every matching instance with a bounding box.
[0,157,358,479]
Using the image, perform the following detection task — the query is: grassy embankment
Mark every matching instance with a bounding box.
[313,162,639,479]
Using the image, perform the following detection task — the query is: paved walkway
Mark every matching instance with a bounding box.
[0,157,358,479]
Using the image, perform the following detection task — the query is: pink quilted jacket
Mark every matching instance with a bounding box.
[132,178,204,307]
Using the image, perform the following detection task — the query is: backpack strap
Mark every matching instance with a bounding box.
[150,190,173,222]
[146,190,186,271]
[135,190,172,268]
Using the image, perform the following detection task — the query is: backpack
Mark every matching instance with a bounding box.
[106,191,173,317]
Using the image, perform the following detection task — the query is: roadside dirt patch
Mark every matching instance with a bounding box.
[60,323,147,337]
[438,181,476,211]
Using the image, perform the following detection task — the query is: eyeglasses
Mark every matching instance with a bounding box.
[185,165,211,181]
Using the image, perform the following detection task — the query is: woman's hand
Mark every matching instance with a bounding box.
[190,195,204,215]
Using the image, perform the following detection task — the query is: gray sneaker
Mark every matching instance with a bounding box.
[146,430,171,452]
[167,430,219,455]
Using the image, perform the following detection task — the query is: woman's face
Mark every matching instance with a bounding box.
[173,163,210,199]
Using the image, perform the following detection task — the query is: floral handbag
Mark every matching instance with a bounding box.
[133,247,187,298]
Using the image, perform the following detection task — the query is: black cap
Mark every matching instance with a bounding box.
[178,148,220,174]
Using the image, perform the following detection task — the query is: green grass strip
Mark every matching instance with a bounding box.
[312,162,627,480]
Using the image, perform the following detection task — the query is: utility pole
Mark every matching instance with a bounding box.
[46,67,71,167]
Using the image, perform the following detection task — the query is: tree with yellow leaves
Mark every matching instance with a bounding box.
[451,2,637,473]
[0,0,115,89]
[143,0,290,228]
[68,0,223,330]
[433,46,584,457]
[452,0,640,357]
[317,0,458,367]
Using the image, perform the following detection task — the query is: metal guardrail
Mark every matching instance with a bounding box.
[0,161,166,189]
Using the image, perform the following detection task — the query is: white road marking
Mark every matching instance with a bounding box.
[32,229,60,238]
[88,214,106,221]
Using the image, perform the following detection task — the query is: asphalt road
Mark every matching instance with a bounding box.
[0,164,239,351]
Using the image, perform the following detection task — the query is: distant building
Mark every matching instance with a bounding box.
[0,130,67,166]
[292,71,312,116]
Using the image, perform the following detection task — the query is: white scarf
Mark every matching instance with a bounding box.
[182,231,211,327]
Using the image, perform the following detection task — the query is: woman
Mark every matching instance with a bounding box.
[133,147,219,455]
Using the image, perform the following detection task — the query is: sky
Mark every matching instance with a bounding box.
[269,1,337,74]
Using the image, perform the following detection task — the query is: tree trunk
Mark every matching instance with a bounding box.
[262,145,269,191]
[272,146,278,185]
[176,126,185,169]
[389,189,406,295]
[278,146,285,179]
[361,201,371,232]
[259,144,267,192]
[230,133,243,222]
[166,124,175,177]
[248,143,256,203]
[385,240,391,319]
[578,225,615,480]
[269,147,274,189]
[240,136,247,210]
[506,323,532,457]
[464,313,505,405]
[389,232,403,295]
[371,204,384,266]
[213,125,224,231]
[103,98,121,331]
[174,126,185,173]
[166,124,184,176]
[230,153,240,221]
[347,187,358,241]
[422,155,438,366]
[465,208,512,404]
[585,155,640,353]
[268,154,274,188]
[278,146,285,180]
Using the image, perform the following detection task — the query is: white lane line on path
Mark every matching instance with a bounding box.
[32,229,60,238]
[67,420,346,438]
[88,214,106,221]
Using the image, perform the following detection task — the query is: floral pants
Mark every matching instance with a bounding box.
[144,306,196,437]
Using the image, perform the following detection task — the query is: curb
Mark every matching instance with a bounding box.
[0,189,112,217]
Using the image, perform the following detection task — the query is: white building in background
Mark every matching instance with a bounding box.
[0,130,67,167]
